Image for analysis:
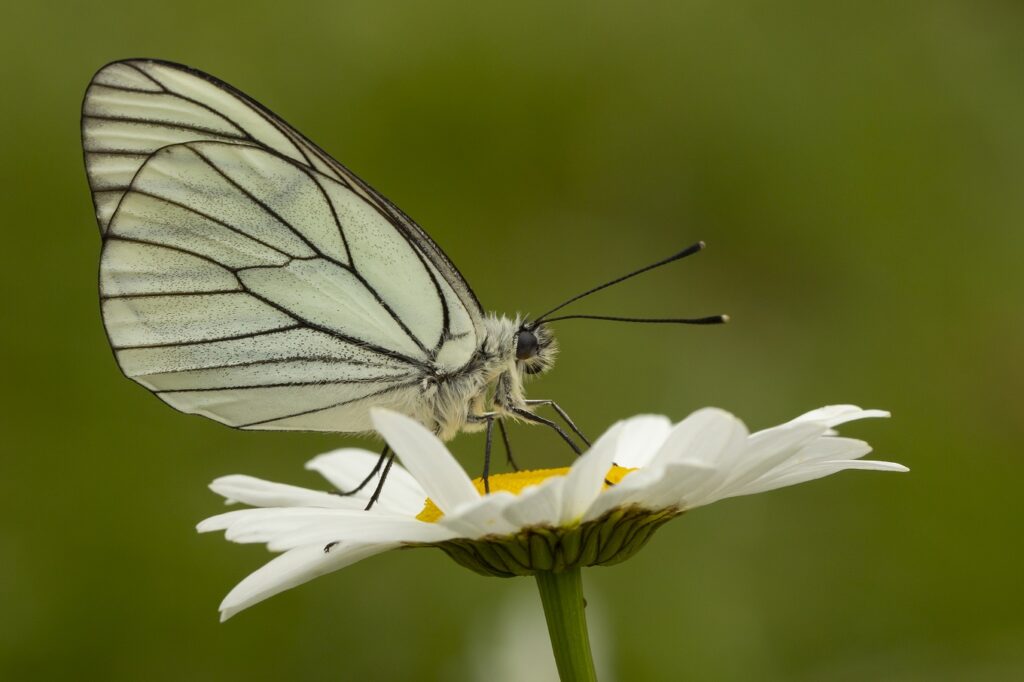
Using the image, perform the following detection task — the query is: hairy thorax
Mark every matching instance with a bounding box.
[417,315,545,441]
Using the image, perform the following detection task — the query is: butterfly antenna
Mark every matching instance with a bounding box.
[531,241,708,326]
[539,313,729,325]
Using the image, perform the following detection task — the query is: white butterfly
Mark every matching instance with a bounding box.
[83,59,723,494]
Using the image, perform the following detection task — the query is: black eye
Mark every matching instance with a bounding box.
[515,329,539,360]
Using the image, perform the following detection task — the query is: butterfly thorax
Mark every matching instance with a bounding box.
[420,315,557,440]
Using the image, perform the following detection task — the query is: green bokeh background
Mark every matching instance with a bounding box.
[2,2,1021,680]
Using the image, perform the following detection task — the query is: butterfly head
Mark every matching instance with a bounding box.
[515,322,557,376]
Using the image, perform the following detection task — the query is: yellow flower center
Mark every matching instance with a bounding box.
[416,465,635,523]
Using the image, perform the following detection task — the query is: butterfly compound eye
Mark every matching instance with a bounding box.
[515,330,539,360]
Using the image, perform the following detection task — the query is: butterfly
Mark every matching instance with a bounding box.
[82,59,725,502]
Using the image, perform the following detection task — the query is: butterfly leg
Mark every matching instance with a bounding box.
[497,419,520,472]
[332,444,390,496]
[520,401,613,485]
[364,449,397,511]
[482,416,496,494]
[508,405,583,456]
[524,399,591,447]
[467,412,501,492]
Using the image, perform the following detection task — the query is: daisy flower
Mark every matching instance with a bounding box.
[199,404,906,621]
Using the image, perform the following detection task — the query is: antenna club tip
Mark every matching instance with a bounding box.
[697,240,707,249]
[719,314,730,323]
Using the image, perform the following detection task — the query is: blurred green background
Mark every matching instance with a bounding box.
[2,1,1022,680]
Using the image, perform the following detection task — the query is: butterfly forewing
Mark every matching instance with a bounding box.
[84,59,484,432]
[83,59,482,326]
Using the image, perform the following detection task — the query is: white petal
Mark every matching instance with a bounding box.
[501,479,564,529]
[371,409,479,514]
[583,460,717,521]
[558,422,623,525]
[207,508,342,542]
[219,542,394,621]
[578,406,904,520]
[582,466,665,521]
[612,415,672,468]
[784,405,890,429]
[693,420,828,505]
[265,514,455,551]
[209,475,356,509]
[202,507,450,547]
[306,448,426,515]
[581,453,695,521]
[731,458,909,497]
[721,436,873,498]
[642,461,727,510]
[198,507,283,533]
[440,492,520,538]
[649,408,749,469]
[776,436,873,466]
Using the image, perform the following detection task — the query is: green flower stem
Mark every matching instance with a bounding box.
[535,568,598,681]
